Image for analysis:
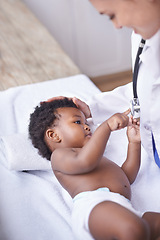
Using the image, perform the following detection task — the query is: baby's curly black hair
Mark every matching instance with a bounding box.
[29,97,78,160]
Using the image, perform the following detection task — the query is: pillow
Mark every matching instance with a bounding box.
[0,133,51,171]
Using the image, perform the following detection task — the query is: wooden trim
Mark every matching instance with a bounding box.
[90,70,132,92]
[90,70,132,84]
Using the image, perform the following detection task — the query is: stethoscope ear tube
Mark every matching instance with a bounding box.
[131,38,145,118]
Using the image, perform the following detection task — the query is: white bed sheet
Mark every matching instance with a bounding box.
[0,74,160,240]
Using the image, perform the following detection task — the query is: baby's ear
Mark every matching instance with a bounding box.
[45,129,61,143]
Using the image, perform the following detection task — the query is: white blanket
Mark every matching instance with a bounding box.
[0,74,159,240]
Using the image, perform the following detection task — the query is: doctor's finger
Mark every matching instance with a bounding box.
[47,96,68,102]
[73,97,91,118]
[40,96,68,105]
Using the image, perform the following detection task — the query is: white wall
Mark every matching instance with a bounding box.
[22,0,132,77]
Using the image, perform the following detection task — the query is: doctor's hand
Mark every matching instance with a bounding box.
[41,96,68,104]
[41,96,91,119]
[72,97,91,118]
[127,116,141,143]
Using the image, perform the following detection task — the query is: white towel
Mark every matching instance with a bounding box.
[1,133,51,171]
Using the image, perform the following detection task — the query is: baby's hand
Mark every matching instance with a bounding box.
[107,109,130,131]
[127,116,141,143]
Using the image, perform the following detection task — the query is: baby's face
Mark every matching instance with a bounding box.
[54,107,92,148]
[89,0,159,39]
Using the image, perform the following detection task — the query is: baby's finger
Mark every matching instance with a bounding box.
[133,118,140,126]
[136,120,140,126]
[123,108,131,116]
[128,116,133,126]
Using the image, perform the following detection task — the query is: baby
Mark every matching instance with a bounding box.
[29,97,160,240]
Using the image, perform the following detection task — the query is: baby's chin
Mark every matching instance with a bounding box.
[83,136,92,145]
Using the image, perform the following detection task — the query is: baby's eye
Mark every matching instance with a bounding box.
[75,120,81,124]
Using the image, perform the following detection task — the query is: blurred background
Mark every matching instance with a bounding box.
[22,0,132,91]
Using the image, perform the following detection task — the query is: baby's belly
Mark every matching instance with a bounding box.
[71,160,131,199]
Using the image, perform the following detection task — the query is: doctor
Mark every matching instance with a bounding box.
[73,0,160,167]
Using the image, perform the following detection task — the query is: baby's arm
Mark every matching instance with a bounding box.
[52,110,130,175]
[121,116,141,184]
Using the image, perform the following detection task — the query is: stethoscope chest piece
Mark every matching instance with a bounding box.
[130,98,140,119]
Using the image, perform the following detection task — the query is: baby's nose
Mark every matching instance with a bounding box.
[84,125,90,131]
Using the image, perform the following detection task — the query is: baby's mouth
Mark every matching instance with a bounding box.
[86,133,92,137]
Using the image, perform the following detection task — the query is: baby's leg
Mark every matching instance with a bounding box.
[89,201,150,240]
[143,212,160,240]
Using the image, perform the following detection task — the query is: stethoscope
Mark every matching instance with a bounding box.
[130,38,146,119]
[131,39,160,166]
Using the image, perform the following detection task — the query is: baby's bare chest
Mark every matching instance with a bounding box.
[55,158,131,199]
